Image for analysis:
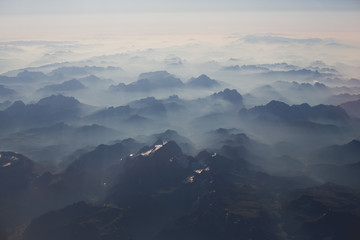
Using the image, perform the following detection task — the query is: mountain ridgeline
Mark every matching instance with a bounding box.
[0,67,360,240]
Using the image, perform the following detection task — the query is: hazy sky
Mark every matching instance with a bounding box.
[0,0,359,41]
[0,0,359,74]
[1,0,360,13]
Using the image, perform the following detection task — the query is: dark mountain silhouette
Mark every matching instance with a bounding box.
[35,139,142,201]
[283,184,360,240]
[0,151,37,193]
[23,140,318,240]
[23,202,131,240]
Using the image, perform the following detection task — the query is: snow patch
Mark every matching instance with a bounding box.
[194,167,210,174]
[184,176,194,184]
[141,142,167,156]
[2,162,11,168]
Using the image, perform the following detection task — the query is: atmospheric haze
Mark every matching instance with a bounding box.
[0,1,360,240]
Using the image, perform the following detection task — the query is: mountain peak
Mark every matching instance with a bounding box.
[266,100,289,109]
[37,94,80,107]
[138,70,173,80]
[187,74,220,88]
[152,141,183,160]
[212,88,243,106]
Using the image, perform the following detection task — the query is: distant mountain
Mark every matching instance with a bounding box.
[144,129,196,154]
[78,74,101,84]
[263,155,305,176]
[37,79,86,92]
[262,69,330,80]
[110,71,184,92]
[78,75,113,89]
[308,161,360,188]
[222,65,241,71]
[340,99,360,118]
[0,100,11,110]
[269,81,331,105]
[273,81,329,92]
[48,66,122,80]
[0,95,93,134]
[0,70,47,84]
[210,88,244,107]
[242,100,349,124]
[332,86,360,95]
[347,78,360,85]
[222,63,298,72]
[326,93,360,105]
[187,74,220,88]
[222,64,269,72]
[0,152,44,231]
[86,105,134,122]
[309,139,360,165]
[129,97,167,118]
[84,103,159,133]
[201,128,272,169]
[249,85,287,104]
[0,85,16,98]
[261,62,299,71]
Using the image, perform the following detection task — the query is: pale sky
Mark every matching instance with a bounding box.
[0,0,359,41]
[1,0,359,13]
[0,0,360,74]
